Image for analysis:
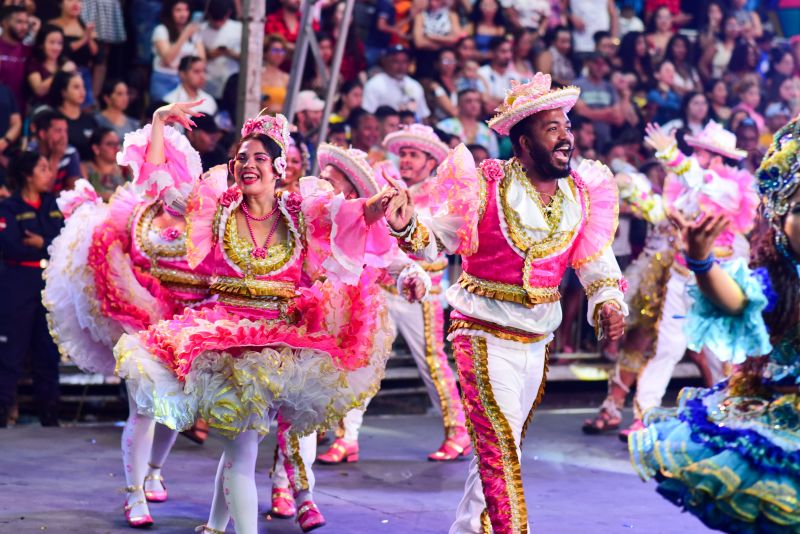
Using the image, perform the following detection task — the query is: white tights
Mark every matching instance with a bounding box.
[121,385,178,515]
[206,429,269,534]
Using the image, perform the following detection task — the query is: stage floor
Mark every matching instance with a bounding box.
[0,410,710,533]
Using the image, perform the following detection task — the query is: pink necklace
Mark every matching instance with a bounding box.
[241,201,280,259]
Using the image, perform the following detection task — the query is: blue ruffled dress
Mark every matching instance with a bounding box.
[629,258,800,533]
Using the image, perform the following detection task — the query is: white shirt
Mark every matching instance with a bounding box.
[417,169,626,336]
[362,72,430,120]
[199,19,242,99]
[478,65,521,101]
[571,0,611,53]
[498,0,549,30]
[163,85,218,116]
[152,24,203,76]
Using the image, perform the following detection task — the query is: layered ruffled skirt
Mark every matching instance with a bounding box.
[629,382,800,533]
[115,272,393,438]
[43,201,123,375]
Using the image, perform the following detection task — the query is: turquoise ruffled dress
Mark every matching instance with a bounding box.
[629,258,800,533]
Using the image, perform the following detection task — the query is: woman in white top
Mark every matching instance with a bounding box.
[663,34,700,96]
[700,14,740,81]
[150,0,205,102]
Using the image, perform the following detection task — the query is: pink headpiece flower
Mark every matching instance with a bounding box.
[241,112,292,180]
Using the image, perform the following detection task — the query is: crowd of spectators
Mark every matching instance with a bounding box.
[0,0,799,355]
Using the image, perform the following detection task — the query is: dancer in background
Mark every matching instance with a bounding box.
[114,102,395,534]
[624,121,759,438]
[43,116,217,527]
[382,74,626,534]
[318,124,469,465]
[630,114,800,533]
[269,144,430,531]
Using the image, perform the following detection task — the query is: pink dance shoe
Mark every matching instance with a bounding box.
[317,438,359,464]
[297,500,326,532]
[428,429,472,461]
[144,473,167,503]
[618,419,645,443]
[124,486,154,529]
[270,487,297,519]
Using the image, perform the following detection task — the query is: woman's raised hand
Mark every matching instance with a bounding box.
[643,122,675,153]
[153,100,205,131]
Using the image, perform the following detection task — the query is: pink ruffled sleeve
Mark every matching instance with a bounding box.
[570,159,620,269]
[185,165,229,269]
[299,176,391,285]
[55,179,100,219]
[425,143,482,256]
[117,124,202,208]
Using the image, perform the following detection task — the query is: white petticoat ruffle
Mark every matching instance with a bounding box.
[43,200,122,375]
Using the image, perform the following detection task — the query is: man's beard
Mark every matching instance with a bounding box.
[527,139,571,180]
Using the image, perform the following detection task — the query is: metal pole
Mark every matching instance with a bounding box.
[236,0,266,127]
[312,0,354,174]
[283,0,316,123]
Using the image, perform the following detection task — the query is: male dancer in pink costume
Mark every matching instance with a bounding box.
[383,74,626,533]
[318,125,470,463]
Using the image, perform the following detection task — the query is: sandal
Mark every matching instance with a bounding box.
[428,430,472,462]
[144,464,167,503]
[123,485,153,528]
[582,399,622,435]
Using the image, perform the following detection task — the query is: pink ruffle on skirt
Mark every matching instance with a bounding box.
[114,269,392,438]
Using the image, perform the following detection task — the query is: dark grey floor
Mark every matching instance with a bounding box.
[0,410,710,534]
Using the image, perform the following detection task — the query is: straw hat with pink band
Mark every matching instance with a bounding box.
[383,124,450,165]
[317,143,380,197]
[487,73,580,136]
[683,120,747,161]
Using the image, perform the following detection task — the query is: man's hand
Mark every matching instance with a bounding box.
[385,189,415,232]
[599,302,624,341]
[643,122,676,153]
[402,275,426,302]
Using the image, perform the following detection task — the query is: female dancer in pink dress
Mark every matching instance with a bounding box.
[114,102,395,534]
[43,120,217,527]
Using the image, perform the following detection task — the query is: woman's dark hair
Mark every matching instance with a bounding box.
[619,31,653,84]
[766,47,793,80]
[664,33,693,66]
[701,1,726,27]
[334,80,362,114]
[470,0,505,27]
[750,220,800,336]
[98,78,125,110]
[719,13,738,41]
[33,24,69,65]
[48,69,81,108]
[646,5,672,34]
[728,40,757,73]
[8,150,44,192]
[160,0,191,43]
[679,91,708,124]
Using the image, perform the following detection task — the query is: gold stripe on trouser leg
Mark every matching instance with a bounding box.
[480,508,492,533]
[470,336,528,534]
[288,433,309,492]
[422,300,463,436]
[520,342,551,441]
